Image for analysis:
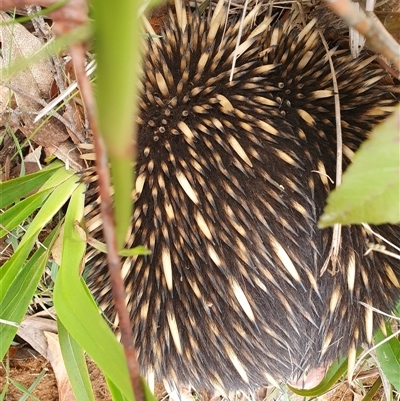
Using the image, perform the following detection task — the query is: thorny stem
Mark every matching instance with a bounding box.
[70,42,143,401]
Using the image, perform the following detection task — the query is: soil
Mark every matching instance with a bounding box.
[0,347,110,401]
[0,355,58,401]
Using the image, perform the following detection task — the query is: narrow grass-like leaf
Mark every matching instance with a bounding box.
[0,0,67,26]
[0,225,60,360]
[16,172,79,249]
[319,107,400,227]
[88,237,150,257]
[0,161,63,208]
[375,323,400,391]
[361,377,382,401]
[0,170,79,360]
[8,378,42,401]
[287,357,348,397]
[54,184,134,401]
[0,169,78,280]
[58,320,95,401]
[18,368,47,401]
[0,189,52,238]
[0,235,37,283]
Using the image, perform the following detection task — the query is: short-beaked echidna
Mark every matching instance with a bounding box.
[85,0,400,391]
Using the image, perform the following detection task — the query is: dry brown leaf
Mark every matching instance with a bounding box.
[0,11,53,109]
[0,55,11,110]
[0,12,84,170]
[17,315,58,358]
[52,225,64,266]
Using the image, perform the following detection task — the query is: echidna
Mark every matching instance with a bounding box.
[85,0,400,391]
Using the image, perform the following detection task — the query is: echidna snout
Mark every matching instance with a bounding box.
[86,0,400,391]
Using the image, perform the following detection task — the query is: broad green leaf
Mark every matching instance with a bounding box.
[0,161,63,209]
[319,107,400,227]
[375,323,400,391]
[92,0,141,247]
[0,189,52,238]
[106,378,127,401]
[54,183,134,401]
[0,225,60,361]
[58,320,95,401]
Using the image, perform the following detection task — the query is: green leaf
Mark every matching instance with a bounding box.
[87,237,150,257]
[0,171,79,282]
[319,107,400,227]
[142,378,158,401]
[104,377,156,401]
[0,189,52,238]
[0,169,80,360]
[375,323,400,391]
[0,161,63,209]
[106,378,127,401]
[54,183,134,401]
[287,357,348,397]
[361,377,382,401]
[92,0,142,247]
[58,320,95,401]
[16,172,80,249]
[0,225,61,361]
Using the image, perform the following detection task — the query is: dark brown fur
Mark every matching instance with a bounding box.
[85,1,400,390]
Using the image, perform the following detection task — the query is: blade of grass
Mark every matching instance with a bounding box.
[0,171,80,360]
[0,223,61,360]
[58,319,95,401]
[0,189,52,238]
[0,161,63,209]
[287,357,348,397]
[16,172,79,249]
[54,183,134,401]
